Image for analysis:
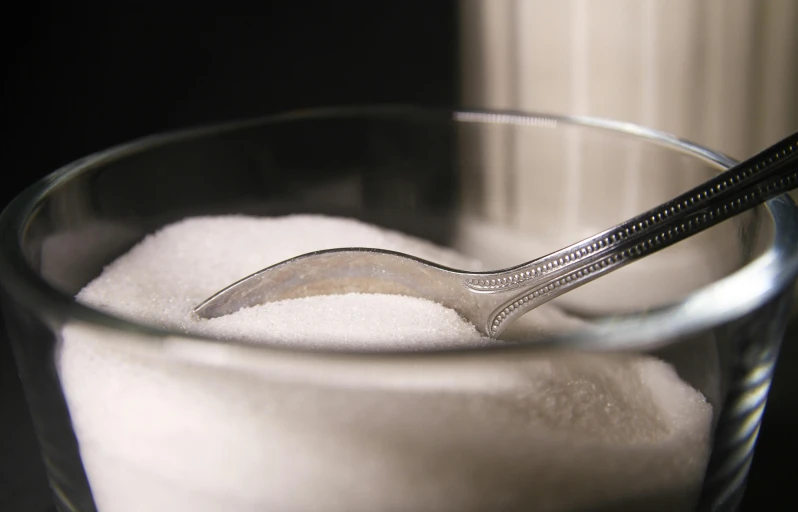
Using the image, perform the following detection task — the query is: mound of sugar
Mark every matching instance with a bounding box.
[58,215,713,512]
[76,215,583,349]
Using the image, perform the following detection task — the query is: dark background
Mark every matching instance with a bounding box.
[1,4,795,511]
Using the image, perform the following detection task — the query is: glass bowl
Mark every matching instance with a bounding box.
[1,106,797,512]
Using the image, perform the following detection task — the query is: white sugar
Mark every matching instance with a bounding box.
[76,215,582,350]
[195,294,492,350]
[58,215,713,511]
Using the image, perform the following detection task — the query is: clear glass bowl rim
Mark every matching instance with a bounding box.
[2,105,797,359]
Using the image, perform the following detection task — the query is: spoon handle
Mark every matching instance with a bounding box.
[480,132,798,337]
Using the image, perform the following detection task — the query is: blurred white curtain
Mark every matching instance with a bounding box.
[460,0,798,160]
[458,0,798,311]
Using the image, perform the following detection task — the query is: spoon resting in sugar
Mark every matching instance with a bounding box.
[195,131,798,338]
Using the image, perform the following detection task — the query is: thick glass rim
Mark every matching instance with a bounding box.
[2,105,798,359]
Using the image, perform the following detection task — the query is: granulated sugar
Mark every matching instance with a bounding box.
[58,215,713,512]
[76,215,581,350]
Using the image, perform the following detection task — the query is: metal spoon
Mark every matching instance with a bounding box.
[194,131,798,338]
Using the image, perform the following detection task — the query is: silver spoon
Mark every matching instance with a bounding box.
[195,132,798,338]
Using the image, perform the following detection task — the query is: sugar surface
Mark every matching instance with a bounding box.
[77,214,582,350]
[59,215,714,512]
